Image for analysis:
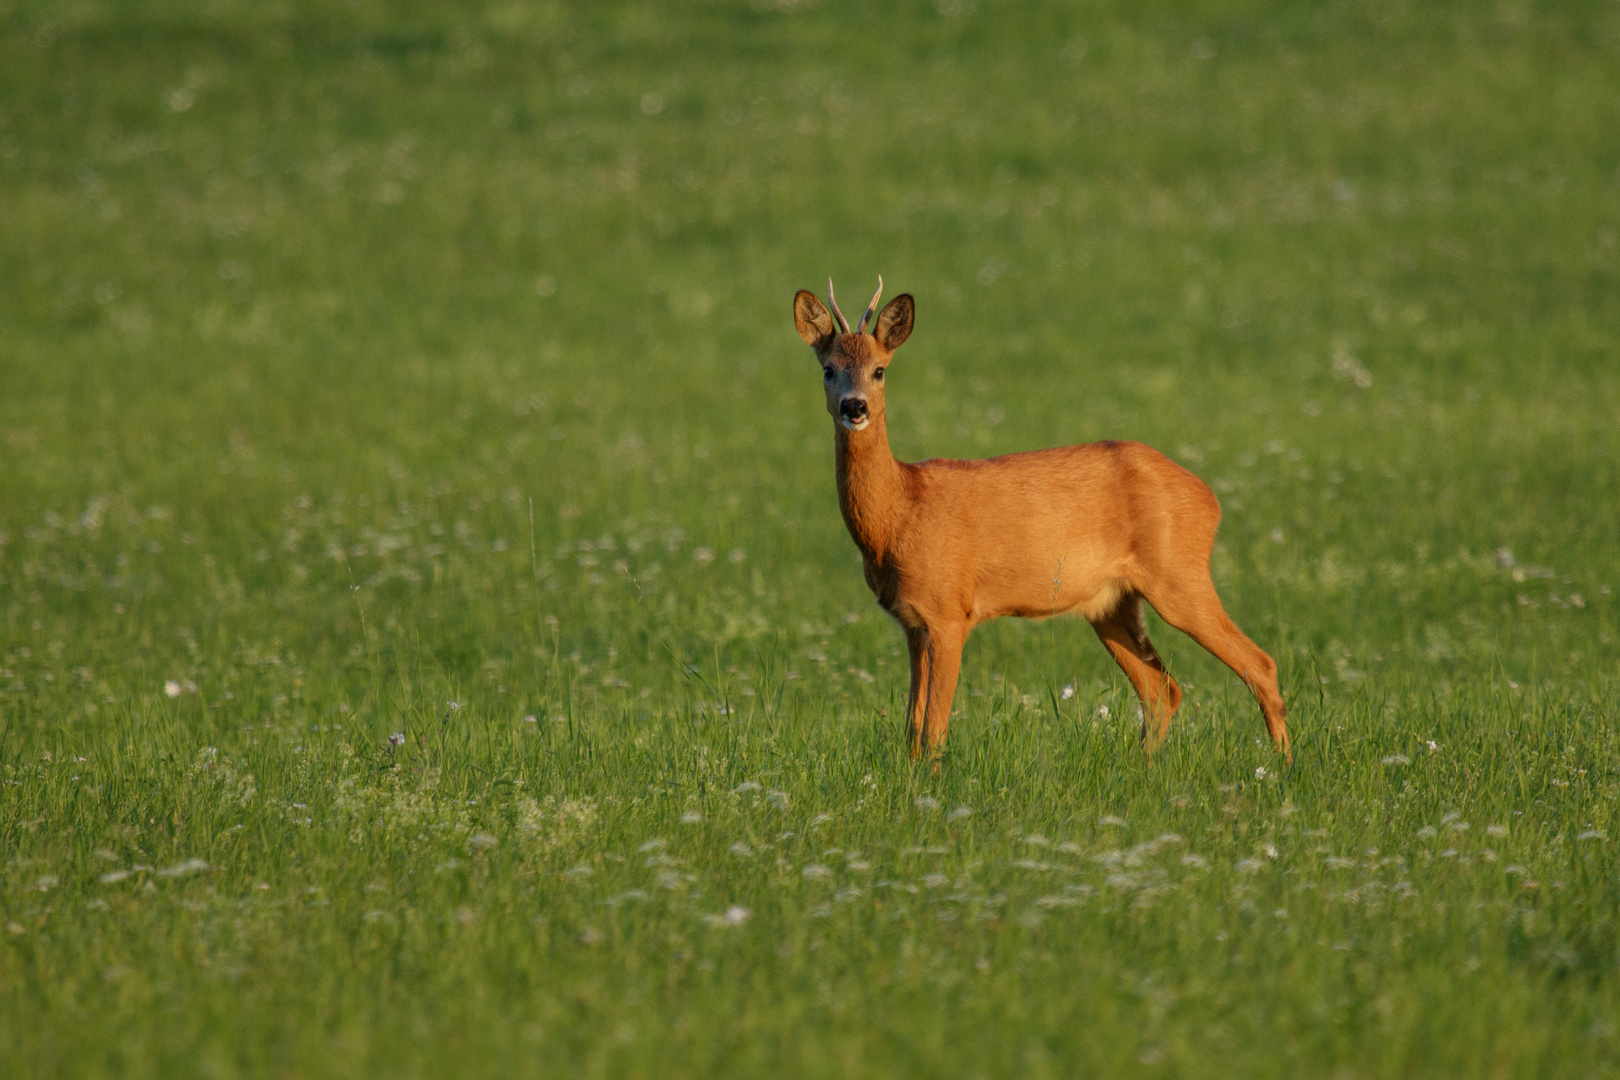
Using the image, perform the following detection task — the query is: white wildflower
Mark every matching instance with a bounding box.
[655,869,692,890]
[164,680,182,698]
[513,796,597,852]
[156,859,209,878]
[914,796,940,811]
[1381,753,1410,766]
[721,905,750,925]
[680,811,703,824]
[1061,684,1075,700]
[947,806,973,821]
[733,781,762,794]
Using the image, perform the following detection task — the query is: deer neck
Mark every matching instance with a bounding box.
[835,412,907,560]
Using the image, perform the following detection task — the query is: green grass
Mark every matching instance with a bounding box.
[3,0,1619,1075]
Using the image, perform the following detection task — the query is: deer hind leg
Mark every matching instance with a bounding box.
[905,626,930,760]
[917,622,966,763]
[1090,593,1183,751]
[1142,576,1290,760]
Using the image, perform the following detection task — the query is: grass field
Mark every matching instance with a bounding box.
[3,0,1619,1075]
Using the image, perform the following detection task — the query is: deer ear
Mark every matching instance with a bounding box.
[874,294,914,352]
[794,290,835,347]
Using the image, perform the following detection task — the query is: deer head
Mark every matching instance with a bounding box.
[793,278,915,432]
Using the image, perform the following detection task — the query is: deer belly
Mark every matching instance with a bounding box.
[967,534,1132,623]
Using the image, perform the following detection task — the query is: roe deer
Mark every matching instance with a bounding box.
[793,278,1290,763]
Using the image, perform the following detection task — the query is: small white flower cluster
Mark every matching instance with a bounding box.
[701,905,750,928]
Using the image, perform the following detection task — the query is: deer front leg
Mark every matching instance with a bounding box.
[918,623,966,761]
[905,626,930,760]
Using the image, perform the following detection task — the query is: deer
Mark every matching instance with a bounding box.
[793,278,1290,764]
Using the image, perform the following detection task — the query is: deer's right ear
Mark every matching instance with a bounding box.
[794,290,836,348]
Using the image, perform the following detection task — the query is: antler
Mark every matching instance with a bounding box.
[857,275,884,334]
[826,278,852,334]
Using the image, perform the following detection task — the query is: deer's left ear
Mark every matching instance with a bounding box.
[874,294,914,352]
[794,290,836,348]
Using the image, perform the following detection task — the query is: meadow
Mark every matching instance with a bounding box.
[2,0,1618,1075]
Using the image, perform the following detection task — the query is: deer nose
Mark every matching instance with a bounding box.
[839,397,869,423]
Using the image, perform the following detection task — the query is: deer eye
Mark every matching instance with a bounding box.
[873,367,885,381]
[822,368,834,381]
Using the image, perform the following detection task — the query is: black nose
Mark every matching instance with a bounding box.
[840,397,869,422]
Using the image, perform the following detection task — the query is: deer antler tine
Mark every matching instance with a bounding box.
[827,278,852,334]
[857,274,884,334]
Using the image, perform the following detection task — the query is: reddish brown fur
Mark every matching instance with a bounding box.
[794,286,1290,762]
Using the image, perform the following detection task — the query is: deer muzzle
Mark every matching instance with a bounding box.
[839,396,870,429]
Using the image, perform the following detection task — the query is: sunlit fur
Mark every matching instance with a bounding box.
[793,287,1290,764]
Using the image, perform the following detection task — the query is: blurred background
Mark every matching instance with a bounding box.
[1,0,1617,738]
